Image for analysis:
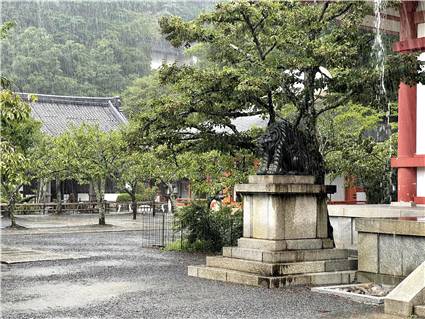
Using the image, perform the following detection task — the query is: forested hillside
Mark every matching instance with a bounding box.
[1,1,213,96]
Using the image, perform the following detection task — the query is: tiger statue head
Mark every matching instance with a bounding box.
[256,119,324,182]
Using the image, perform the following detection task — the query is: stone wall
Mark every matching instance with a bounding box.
[356,218,425,285]
[328,205,425,250]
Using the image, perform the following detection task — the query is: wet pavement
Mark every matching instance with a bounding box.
[1,213,172,236]
[1,217,398,319]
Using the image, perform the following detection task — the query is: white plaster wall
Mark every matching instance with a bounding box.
[417,21,425,197]
[356,192,367,202]
[77,193,89,202]
[104,193,119,202]
[325,175,345,202]
[418,168,425,197]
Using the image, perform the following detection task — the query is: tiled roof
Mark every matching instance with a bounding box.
[17,93,127,136]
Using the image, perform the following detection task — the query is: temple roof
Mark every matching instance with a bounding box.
[18,93,127,136]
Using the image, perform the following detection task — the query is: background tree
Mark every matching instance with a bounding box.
[122,71,171,118]
[116,150,159,220]
[0,1,213,96]
[55,125,122,225]
[176,150,255,205]
[320,103,397,203]
[0,90,42,227]
[129,0,423,186]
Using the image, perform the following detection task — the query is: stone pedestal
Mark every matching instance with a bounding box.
[188,175,357,288]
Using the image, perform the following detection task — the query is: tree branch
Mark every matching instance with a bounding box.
[263,41,277,59]
[318,1,330,22]
[241,11,265,61]
[253,11,268,32]
[267,90,275,124]
[316,90,353,117]
[229,43,256,63]
[326,4,353,22]
[179,108,264,118]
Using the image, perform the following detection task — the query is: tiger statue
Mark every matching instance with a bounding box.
[257,119,324,182]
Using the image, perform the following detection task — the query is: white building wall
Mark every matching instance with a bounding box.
[416,17,425,197]
[325,175,345,202]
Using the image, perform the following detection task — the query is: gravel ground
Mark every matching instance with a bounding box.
[1,231,389,319]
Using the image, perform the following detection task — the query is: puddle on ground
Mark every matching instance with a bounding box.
[1,259,139,278]
[2,266,78,277]
[2,280,151,312]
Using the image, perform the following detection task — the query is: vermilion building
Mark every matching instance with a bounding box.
[390,1,425,205]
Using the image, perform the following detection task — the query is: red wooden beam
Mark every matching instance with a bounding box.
[391,155,425,168]
[393,36,425,52]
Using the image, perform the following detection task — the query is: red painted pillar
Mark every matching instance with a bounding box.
[397,84,417,202]
[396,1,418,202]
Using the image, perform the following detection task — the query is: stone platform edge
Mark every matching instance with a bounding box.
[235,183,327,194]
[356,218,425,237]
[188,265,356,288]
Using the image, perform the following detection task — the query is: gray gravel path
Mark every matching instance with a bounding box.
[1,231,389,319]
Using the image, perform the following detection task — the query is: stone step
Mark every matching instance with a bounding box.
[223,246,350,263]
[237,237,334,251]
[206,256,357,276]
[414,305,425,318]
[188,265,356,288]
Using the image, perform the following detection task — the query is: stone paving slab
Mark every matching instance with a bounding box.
[1,246,90,264]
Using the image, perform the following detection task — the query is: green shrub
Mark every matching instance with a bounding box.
[163,239,216,252]
[139,186,158,201]
[214,205,243,247]
[173,200,243,252]
[116,187,158,202]
[116,193,134,202]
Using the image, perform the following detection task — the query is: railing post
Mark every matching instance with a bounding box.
[180,221,183,250]
[160,212,165,246]
[230,217,233,245]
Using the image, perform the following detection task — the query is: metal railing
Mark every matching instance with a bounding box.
[0,202,110,215]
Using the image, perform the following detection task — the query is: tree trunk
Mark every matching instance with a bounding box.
[55,177,62,214]
[8,193,17,228]
[166,183,177,215]
[95,178,106,225]
[131,193,137,220]
[36,178,43,203]
[98,203,106,225]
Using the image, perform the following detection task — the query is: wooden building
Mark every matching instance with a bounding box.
[19,93,127,202]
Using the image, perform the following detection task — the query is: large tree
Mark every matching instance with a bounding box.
[129,0,423,184]
[55,125,122,225]
[320,102,396,203]
[0,90,42,227]
[116,149,159,220]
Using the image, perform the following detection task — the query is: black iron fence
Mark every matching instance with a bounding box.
[135,210,181,247]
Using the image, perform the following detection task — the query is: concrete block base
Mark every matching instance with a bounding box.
[189,247,356,288]
[188,265,356,288]
[237,237,334,251]
[384,261,425,317]
[414,305,425,317]
[223,246,350,263]
[188,175,354,289]
[357,271,405,286]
